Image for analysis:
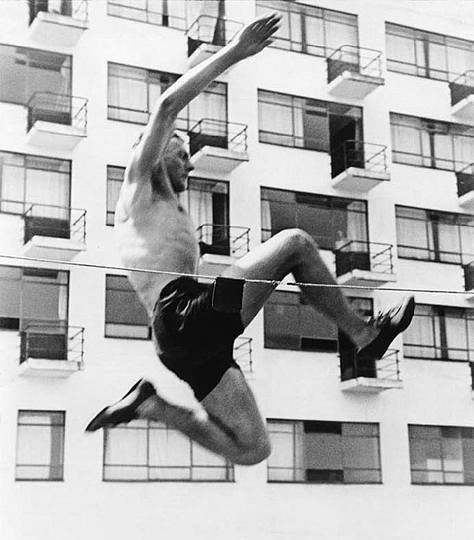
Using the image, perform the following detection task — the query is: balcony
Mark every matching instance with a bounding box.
[456,163,474,209]
[234,337,253,374]
[28,0,88,47]
[27,92,88,150]
[19,202,86,260]
[327,45,384,99]
[18,323,84,377]
[339,346,402,393]
[186,15,242,68]
[189,119,249,174]
[450,71,474,120]
[335,241,396,287]
[464,261,474,300]
[331,140,390,192]
[197,224,250,274]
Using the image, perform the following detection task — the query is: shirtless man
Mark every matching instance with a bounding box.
[86,14,415,465]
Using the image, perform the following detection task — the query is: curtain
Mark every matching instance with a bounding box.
[437,221,460,262]
[444,313,468,360]
[108,65,147,121]
[25,167,69,218]
[453,133,474,166]
[1,162,24,213]
[404,307,436,358]
[324,14,358,54]
[260,199,271,238]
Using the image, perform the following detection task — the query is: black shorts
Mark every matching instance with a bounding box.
[152,276,244,401]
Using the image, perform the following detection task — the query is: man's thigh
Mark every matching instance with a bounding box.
[201,367,268,447]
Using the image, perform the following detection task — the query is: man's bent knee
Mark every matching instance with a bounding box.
[232,436,272,466]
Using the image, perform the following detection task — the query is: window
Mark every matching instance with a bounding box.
[409,425,474,484]
[264,291,338,352]
[107,0,186,29]
[261,188,368,251]
[256,1,358,57]
[179,177,229,255]
[386,23,474,81]
[0,265,68,331]
[0,44,71,105]
[396,206,474,264]
[103,419,234,481]
[16,411,65,481]
[0,151,71,241]
[391,114,474,171]
[106,165,124,226]
[105,275,149,339]
[267,420,381,483]
[258,91,363,164]
[403,304,474,362]
[108,62,227,131]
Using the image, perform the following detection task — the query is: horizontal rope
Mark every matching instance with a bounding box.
[0,252,472,296]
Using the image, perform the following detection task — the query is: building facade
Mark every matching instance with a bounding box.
[1,1,474,539]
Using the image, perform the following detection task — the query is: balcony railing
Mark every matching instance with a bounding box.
[21,202,86,245]
[27,92,88,134]
[327,45,383,83]
[456,163,474,197]
[197,224,250,258]
[186,15,242,56]
[331,140,388,179]
[233,337,253,373]
[340,347,401,382]
[334,241,394,277]
[29,0,89,25]
[470,362,474,390]
[449,71,474,107]
[20,322,84,367]
[188,119,248,156]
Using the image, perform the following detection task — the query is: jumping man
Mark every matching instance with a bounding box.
[86,14,415,465]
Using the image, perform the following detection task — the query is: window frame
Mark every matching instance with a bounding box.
[107,0,187,30]
[408,424,474,485]
[395,205,474,265]
[103,420,235,482]
[386,22,474,82]
[267,419,382,484]
[255,1,359,58]
[104,274,151,340]
[106,164,124,226]
[15,410,66,482]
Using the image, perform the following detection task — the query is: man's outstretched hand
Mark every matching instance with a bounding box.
[230,13,281,61]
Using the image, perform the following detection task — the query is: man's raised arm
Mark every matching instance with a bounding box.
[129,12,281,179]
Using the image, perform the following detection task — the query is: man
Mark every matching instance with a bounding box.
[86,14,415,466]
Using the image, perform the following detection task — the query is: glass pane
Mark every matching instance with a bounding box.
[442,432,463,472]
[0,44,27,103]
[428,41,448,80]
[344,469,381,483]
[104,465,148,481]
[343,437,380,470]
[149,426,191,467]
[268,431,295,469]
[104,427,147,465]
[410,438,442,470]
[304,432,342,470]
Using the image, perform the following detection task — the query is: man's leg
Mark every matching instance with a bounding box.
[222,228,377,348]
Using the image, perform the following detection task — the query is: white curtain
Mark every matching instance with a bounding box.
[444,313,467,360]
[1,162,24,213]
[25,168,69,218]
[260,199,271,237]
[189,188,213,244]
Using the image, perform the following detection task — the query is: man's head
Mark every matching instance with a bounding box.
[159,133,194,193]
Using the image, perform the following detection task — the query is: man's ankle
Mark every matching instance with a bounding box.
[351,325,379,350]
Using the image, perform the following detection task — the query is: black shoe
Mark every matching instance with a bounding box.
[85,378,156,432]
[356,296,415,363]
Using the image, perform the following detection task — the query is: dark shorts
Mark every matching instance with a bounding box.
[152,276,244,401]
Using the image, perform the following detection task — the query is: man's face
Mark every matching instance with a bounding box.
[163,137,194,193]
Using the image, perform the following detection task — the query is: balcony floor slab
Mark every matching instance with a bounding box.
[337,269,397,287]
[23,235,85,261]
[191,146,249,175]
[340,377,403,393]
[331,167,390,192]
[452,95,474,120]
[27,121,85,151]
[19,358,82,378]
[328,71,385,99]
[28,12,87,47]
[458,190,474,210]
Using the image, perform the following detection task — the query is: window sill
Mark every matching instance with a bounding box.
[387,66,450,84]
[404,355,469,363]
[392,159,456,173]
[258,139,328,153]
[397,255,463,266]
[411,481,474,486]
[267,480,382,485]
[102,478,235,483]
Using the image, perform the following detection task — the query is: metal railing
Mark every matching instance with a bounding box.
[188,118,248,156]
[456,163,474,197]
[233,337,253,373]
[327,45,383,83]
[27,92,88,135]
[339,347,401,382]
[29,0,89,25]
[470,362,474,390]
[197,224,250,258]
[449,70,474,106]
[334,240,394,276]
[20,322,85,367]
[21,202,86,245]
[464,261,474,292]
[107,0,185,29]
[186,15,242,56]
[331,139,388,179]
